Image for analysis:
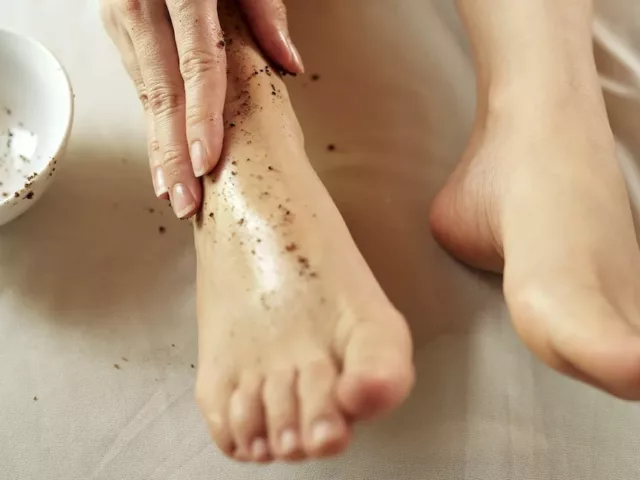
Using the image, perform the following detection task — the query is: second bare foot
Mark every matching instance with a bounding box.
[431,98,640,399]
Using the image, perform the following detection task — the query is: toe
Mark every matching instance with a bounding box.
[195,370,236,456]
[229,373,270,462]
[263,369,304,461]
[553,330,640,400]
[337,316,415,420]
[507,283,640,400]
[298,358,350,458]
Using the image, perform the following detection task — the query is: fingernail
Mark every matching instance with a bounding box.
[251,438,268,460]
[280,429,299,454]
[171,183,196,218]
[153,167,167,197]
[312,420,334,447]
[279,30,304,73]
[191,140,206,177]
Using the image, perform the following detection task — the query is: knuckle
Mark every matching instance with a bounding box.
[146,84,184,117]
[137,90,150,111]
[179,48,219,83]
[161,146,185,175]
[148,138,160,153]
[185,103,211,127]
[119,0,144,18]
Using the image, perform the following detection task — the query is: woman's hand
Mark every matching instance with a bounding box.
[101,0,303,218]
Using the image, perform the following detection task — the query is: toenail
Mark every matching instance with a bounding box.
[311,420,335,447]
[280,428,299,454]
[251,438,268,460]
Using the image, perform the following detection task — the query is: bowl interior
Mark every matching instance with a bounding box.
[0,29,72,200]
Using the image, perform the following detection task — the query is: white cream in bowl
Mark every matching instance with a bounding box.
[0,28,73,226]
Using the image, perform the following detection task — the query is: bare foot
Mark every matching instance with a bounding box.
[193,2,414,462]
[430,89,640,399]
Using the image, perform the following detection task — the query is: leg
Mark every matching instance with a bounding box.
[194,1,414,462]
[431,0,640,398]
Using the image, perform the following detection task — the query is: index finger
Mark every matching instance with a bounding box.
[167,0,227,178]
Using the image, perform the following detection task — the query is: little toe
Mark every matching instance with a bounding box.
[263,369,304,461]
[195,371,236,456]
[229,373,269,461]
[337,318,414,420]
[298,359,350,458]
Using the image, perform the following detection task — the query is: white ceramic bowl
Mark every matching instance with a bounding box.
[0,29,73,226]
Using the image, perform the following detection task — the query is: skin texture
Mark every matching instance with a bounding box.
[193,1,414,463]
[431,0,640,400]
[101,0,304,219]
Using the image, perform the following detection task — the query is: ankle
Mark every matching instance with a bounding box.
[485,79,613,138]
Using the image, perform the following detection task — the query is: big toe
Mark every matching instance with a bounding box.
[337,314,415,420]
[508,283,640,400]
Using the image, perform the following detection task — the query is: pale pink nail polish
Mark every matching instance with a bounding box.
[280,429,298,454]
[153,167,167,197]
[278,30,304,73]
[312,420,334,447]
[191,141,206,177]
[251,438,268,460]
[171,183,196,218]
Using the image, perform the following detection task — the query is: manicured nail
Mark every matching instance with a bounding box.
[251,438,268,460]
[311,420,334,447]
[153,167,167,197]
[280,429,299,454]
[171,183,196,218]
[279,30,304,73]
[191,140,206,177]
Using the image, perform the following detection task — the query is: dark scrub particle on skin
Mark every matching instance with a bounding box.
[191,364,195,369]
[209,212,215,219]
[158,226,166,234]
[33,396,38,401]
[285,243,298,252]
[327,144,336,152]
[25,192,34,200]
[311,74,321,81]
[114,364,121,370]
[217,40,226,49]
[297,256,310,269]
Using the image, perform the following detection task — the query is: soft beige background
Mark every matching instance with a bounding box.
[1,1,639,478]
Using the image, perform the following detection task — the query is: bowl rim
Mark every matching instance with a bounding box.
[0,27,74,206]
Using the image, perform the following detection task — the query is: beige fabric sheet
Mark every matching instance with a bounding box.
[0,1,639,478]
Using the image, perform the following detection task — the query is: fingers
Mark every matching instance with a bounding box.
[114,34,168,198]
[125,1,201,218]
[166,0,226,180]
[237,0,304,74]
